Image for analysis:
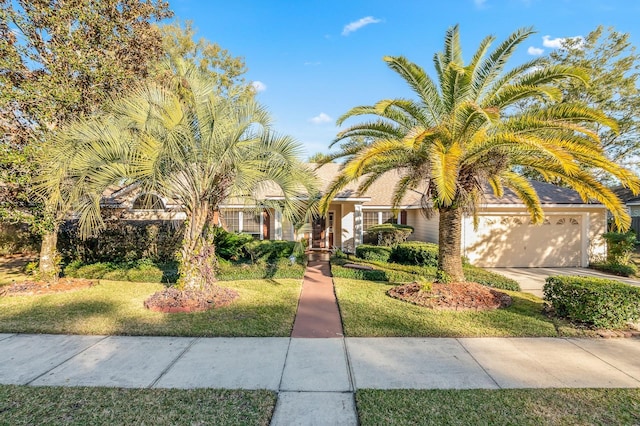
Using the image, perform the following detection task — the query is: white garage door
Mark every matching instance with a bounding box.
[464,215,582,267]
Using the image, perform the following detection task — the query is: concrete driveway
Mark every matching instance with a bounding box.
[485,267,640,298]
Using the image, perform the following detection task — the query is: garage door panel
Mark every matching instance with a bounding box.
[465,215,582,267]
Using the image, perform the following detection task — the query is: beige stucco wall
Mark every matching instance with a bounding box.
[407,209,438,243]
[340,203,356,253]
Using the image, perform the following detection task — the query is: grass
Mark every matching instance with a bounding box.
[0,279,301,336]
[0,255,34,286]
[356,388,640,426]
[0,385,275,425]
[334,277,587,337]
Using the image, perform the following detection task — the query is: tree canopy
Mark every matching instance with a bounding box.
[321,25,640,282]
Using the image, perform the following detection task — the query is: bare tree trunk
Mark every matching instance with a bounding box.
[39,226,59,282]
[437,206,465,283]
[177,202,218,291]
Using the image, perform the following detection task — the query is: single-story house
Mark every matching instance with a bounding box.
[100,163,607,268]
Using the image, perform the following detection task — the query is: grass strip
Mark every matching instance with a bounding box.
[0,279,301,337]
[356,388,640,425]
[334,277,587,337]
[0,385,275,426]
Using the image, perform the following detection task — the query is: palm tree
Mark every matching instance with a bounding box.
[39,65,317,290]
[321,26,640,282]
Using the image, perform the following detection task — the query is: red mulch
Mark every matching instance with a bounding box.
[0,278,96,296]
[387,281,513,311]
[143,286,239,313]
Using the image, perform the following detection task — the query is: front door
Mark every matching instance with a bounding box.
[312,216,325,248]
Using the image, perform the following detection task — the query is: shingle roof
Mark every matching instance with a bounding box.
[315,163,594,206]
[612,186,640,204]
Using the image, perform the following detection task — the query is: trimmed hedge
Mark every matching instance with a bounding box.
[63,259,171,283]
[544,276,640,329]
[390,242,439,267]
[332,256,520,291]
[217,258,305,281]
[243,240,297,262]
[590,262,638,277]
[58,220,183,263]
[355,245,392,262]
[364,223,413,246]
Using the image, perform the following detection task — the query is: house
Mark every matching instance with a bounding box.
[101,163,607,268]
[612,186,640,236]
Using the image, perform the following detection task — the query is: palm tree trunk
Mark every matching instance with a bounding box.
[39,227,59,282]
[177,203,218,291]
[437,206,465,282]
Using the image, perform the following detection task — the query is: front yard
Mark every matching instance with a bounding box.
[0,279,301,337]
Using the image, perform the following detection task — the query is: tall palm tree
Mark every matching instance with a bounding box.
[321,26,639,282]
[39,65,317,290]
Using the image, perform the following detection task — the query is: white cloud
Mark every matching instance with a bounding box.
[342,16,382,36]
[473,0,487,7]
[542,35,585,49]
[310,112,332,124]
[251,81,267,92]
[527,46,544,56]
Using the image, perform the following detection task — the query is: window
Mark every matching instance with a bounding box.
[362,210,402,231]
[221,209,262,236]
[242,212,261,234]
[132,194,164,210]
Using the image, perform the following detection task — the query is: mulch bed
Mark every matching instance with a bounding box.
[0,278,96,296]
[143,286,239,313]
[387,281,513,311]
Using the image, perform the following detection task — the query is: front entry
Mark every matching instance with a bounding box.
[312,216,326,248]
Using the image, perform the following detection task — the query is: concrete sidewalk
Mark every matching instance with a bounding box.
[2,333,640,423]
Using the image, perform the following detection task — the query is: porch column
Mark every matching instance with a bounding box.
[274,210,283,241]
[355,204,363,246]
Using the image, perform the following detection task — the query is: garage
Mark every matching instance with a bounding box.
[463,214,585,267]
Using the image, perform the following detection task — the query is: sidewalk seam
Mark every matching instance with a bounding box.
[148,337,199,388]
[565,338,640,384]
[25,335,110,386]
[456,338,503,389]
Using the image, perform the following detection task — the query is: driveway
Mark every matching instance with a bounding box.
[485,267,640,298]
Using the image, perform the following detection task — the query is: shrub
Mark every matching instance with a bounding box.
[355,244,392,262]
[590,262,638,277]
[63,259,167,283]
[462,266,521,291]
[213,228,255,261]
[543,275,640,329]
[67,262,114,279]
[602,230,637,265]
[364,223,414,246]
[243,240,296,263]
[390,242,439,267]
[217,258,305,280]
[58,219,183,263]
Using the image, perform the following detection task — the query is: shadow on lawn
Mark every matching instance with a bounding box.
[336,280,561,338]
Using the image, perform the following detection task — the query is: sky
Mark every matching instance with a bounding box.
[167,0,640,158]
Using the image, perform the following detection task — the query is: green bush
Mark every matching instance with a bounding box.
[590,262,638,277]
[217,258,305,281]
[462,265,521,291]
[58,219,183,263]
[63,259,167,283]
[543,276,640,329]
[602,230,637,265]
[243,240,296,263]
[355,245,392,262]
[213,228,255,261]
[364,223,414,246]
[390,242,439,267]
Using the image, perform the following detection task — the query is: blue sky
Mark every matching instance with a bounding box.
[168,0,640,157]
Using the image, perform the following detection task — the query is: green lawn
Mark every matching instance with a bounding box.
[334,277,588,337]
[0,279,301,336]
[0,385,275,426]
[0,255,34,286]
[356,388,640,426]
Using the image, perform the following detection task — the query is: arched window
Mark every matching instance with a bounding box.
[132,194,165,210]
